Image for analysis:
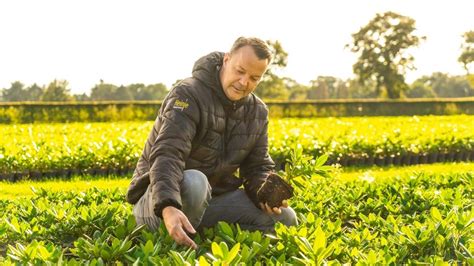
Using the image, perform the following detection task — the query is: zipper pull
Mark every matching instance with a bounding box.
[233,102,236,110]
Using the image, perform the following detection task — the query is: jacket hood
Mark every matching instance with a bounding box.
[192,51,249,110]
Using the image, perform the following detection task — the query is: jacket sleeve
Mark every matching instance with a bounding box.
[239,116,275,207]
[149,86,200,218]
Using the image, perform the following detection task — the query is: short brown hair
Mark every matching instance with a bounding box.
[230,37,272,63]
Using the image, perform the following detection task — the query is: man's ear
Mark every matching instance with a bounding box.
[223,52,231,66]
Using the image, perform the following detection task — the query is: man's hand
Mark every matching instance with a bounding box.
[162,206,197,249]
[259,200,289,215]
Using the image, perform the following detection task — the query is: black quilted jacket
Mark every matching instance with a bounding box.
[126,52,275,218]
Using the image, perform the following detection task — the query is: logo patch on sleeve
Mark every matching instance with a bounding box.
[173,99,189,111]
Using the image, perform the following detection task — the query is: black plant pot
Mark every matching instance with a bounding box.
[14,172,28,181]
[374,157,385,166]
[29,170,42,180]
[257,173,294,208]
[85,169,96,175]
[0,173,15,182]
[428,152,438,163]
[465,151,472,162]
[393,155,402,166]
[419,154,428,164]
[447,152,455,162]
[401,154,411,165]
[366,157,375,166]
[70,169,81,177]
[95,168,108,176]
[339,157,348,166]
[56,169,68,178]
[438,153,446,163]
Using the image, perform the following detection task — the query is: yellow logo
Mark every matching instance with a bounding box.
[174,99,189,111]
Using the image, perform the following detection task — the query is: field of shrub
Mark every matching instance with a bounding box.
[0,153,472,264]
[1,115,473,181]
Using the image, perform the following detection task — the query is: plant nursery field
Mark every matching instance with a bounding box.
[1,115,473,181]
[0,159,472,264]
[0,115,473,264]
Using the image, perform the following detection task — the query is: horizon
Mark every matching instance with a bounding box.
[1,0,473,94]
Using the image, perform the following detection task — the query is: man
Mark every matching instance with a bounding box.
[126,37,297,249]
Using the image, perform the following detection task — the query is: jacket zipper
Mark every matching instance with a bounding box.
[223,103,236,154]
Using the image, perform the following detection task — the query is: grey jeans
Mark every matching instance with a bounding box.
[133,169,298,232]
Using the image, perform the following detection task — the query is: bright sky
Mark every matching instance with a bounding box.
[1,0,473,94]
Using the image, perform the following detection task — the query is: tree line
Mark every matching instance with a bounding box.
[1,11,473,102]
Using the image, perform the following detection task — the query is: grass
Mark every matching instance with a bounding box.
[1,162,473,200]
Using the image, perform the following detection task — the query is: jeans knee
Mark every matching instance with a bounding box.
[181,169,212,228]
[277,207,298,227]
[182,170,211,195]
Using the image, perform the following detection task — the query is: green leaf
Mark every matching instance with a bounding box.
[143,240,154,256]
[367,250,377,264]
[100,249,110,260]
[219,242,229,257]
[225,243,240,264]
[198,256,210,265]
[218,222,234,237]
[313,227,326,251]
[430,207,443,221]
[211,242,223,259]
[315,154,329,167]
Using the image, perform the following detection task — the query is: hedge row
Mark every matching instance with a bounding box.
[1,150,473,182]
[1,98,473,123]
[1,116,472,180]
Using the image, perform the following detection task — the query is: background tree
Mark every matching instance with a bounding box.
[308,76,348,99]
[405,77,437,98]
[25,83,44,101]
[115,85,133,101]
[308,78,330,99]
[2,81,27,101]
[459,30,474,88]
[90,80,118,100]
[73,93,90,101]
[255,76,289,100]
[41,80,73,101]
[129,83,168,100]
[347,78,378,99]
[285,78,309,100]
[427,72,473,97]
[265,40,288,76]
[254,40,289,100]
[348,11,425,98]
[459,30,474,74]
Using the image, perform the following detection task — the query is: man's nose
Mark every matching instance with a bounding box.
[239,76,249,87]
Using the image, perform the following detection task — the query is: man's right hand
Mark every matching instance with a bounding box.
[162,206,197,249]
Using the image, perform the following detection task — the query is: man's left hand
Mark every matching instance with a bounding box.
[259,200,289,215]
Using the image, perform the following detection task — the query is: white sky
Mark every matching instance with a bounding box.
[1,0,473,94]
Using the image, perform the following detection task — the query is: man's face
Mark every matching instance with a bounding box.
[220,45,269,101]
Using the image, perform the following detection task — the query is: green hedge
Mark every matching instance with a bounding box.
[266,98,474,117]
[1,98,474,123]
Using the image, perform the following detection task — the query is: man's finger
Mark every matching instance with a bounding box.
[265,203,273,214]
[282,200,289,208]
[181,215,196,234]
[176,226,197,249]
[272,207,282,215]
